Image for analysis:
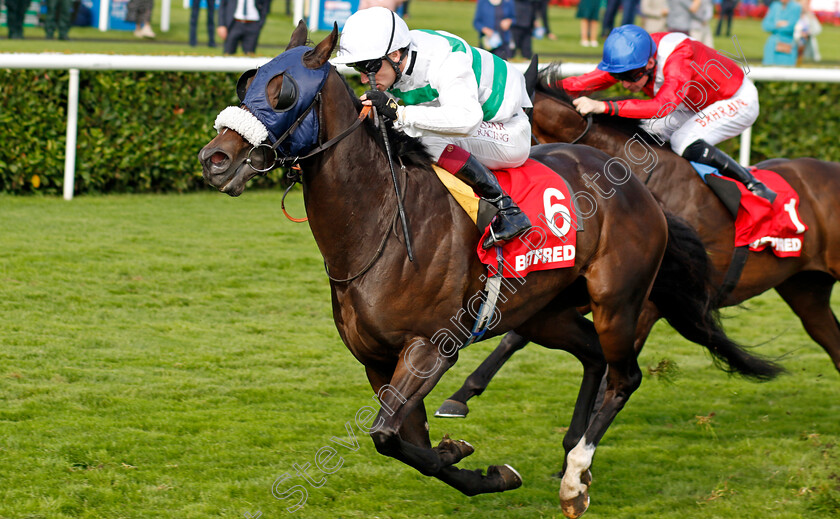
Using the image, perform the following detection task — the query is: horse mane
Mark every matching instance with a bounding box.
[335,72,435,169]
[536,65,666,148]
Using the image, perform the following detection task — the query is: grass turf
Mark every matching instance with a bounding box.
[1,190,838,518]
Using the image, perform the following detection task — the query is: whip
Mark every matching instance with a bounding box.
[368,71,415,263]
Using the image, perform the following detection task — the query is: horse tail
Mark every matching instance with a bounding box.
[650,213,784,381]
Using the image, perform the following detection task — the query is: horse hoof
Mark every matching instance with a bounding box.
[489,464,523,491]
[435,436,475,465]
[435,399,469,418]
[560,488,590,519]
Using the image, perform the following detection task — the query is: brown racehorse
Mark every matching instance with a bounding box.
[198,27,780,518]
[437,74,840,420]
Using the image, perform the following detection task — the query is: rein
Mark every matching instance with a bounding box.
[570,113,593,145]
[323,157,409,284]
[279,105,373,222]
[276,101,399,284]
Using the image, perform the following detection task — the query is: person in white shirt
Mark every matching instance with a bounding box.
[217,0,271,55]
[333,7,532,249]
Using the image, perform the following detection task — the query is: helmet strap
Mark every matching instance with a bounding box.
[381,11,407,85]
[385,49,408,85]
[644,59,657,83]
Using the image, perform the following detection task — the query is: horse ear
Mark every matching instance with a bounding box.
[286,20,309,51]
[303,23,338,69]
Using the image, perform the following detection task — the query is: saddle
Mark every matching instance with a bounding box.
[434,159,578,278]
[691,162,807,258]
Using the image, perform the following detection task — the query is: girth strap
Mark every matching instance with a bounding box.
[713,245,749,307]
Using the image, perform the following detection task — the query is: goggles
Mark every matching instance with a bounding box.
[350,58,384,76]
[611,67,648,83]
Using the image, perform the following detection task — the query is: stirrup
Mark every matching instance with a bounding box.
[747,181,777,204]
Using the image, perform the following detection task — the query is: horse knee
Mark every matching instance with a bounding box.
[370,428,400,456]
[627,368,642,392]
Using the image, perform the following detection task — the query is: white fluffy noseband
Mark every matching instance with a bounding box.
[214,106,270,147]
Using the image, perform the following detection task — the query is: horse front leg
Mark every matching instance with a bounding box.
[366,337,522,496]
[435,331,530,418]
[558,304,644,519]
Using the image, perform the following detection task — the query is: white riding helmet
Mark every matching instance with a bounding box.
[333,7,412,64]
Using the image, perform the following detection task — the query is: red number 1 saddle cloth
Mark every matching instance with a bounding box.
[731,169,807,257]
[694,163,807,257]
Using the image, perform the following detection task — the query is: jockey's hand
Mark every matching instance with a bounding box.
[573,96,606,116]
[361,90,399,121]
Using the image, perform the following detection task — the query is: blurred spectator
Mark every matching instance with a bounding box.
[218,0,271,56]
[474,0,515,59]
[666,0,692,32]
[5,0,28,38]
[73,1,93,26]
[511,0,539,59]
[601,0,621,36]
[126,0,156,38]
[44,0,73,39]
[359,0,404,10]
[577,0,601,46]
[603,0,640,36]
[190,0,216,47]
[715,0,738,36]
[762,0,801,65]
[794,0,821,63]
[533,0,557,40]
[639,0,667,33]
[689,0,713,46]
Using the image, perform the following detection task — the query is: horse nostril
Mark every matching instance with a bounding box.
[199,147,231,173]
[210,151,227,165]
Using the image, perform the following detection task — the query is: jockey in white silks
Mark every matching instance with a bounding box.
[332,6,532,249]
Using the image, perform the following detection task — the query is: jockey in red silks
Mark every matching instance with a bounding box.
[546,24,776,203]
[332,7,532,249]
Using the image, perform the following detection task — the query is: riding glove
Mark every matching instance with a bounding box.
[364,90,400,121]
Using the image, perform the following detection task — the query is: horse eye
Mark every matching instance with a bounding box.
[273,74,299,112]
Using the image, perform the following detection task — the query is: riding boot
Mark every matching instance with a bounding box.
[437,145,532,249]
[682,139,777,203]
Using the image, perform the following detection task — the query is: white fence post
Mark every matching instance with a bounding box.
[64,68,80,201]
[98,0,109,31]
[161,0,171,32]
[739,126,752,167]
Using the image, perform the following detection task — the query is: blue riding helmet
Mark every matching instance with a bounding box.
[597,25,656,74]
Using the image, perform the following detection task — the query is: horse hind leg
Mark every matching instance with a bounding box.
[775,271,840,374]
[435,331,530,418]
[396,397,476,465]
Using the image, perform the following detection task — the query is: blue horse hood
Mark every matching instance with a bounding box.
[242,46,331,157]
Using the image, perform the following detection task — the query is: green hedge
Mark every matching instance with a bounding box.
[0,69,287,196]
[746,81,840,164]
[1,69,838,195]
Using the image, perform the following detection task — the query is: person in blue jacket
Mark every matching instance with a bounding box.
[473,0,515,59]
[762,0,801,66]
